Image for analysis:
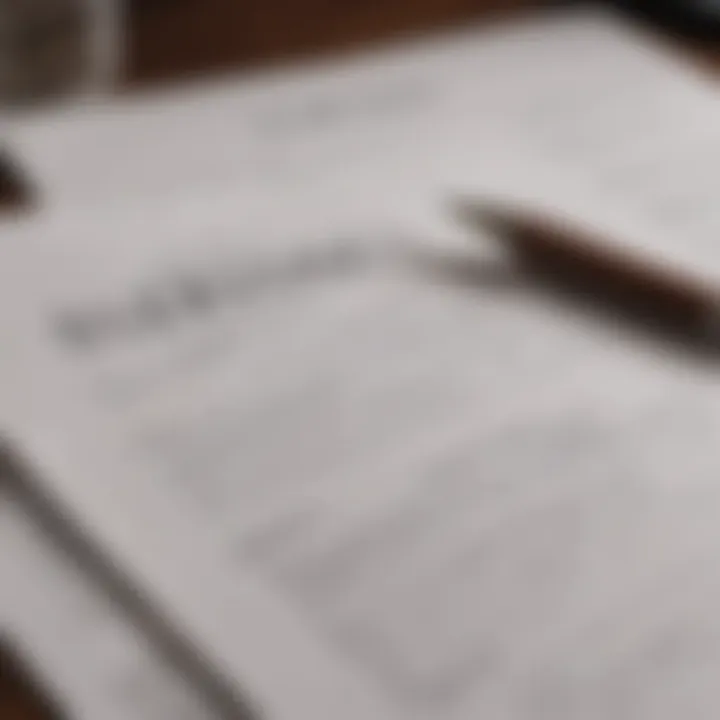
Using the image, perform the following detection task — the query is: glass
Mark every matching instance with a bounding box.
[0,0,119,107]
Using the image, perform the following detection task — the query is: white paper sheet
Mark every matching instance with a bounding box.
[4,175,720,720]
[0,487,222,720]
[0,7,657,213]
[6,9,720,720]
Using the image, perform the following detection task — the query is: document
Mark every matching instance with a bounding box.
[0,487,222,720]
[4,179,720,720]
[6,8,720,720]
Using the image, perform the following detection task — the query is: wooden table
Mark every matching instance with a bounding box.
[0,1,714,717]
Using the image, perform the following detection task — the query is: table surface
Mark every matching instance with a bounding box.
[0,1,717,717]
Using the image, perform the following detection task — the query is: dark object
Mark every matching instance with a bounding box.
[613,0,720,39]
[454,198,720,354]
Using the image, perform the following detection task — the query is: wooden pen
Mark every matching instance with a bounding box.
[453,197,720,344]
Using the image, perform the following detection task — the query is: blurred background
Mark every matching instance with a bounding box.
[9,0,720,103]
[0,0,548,101]
[1,0,551,207]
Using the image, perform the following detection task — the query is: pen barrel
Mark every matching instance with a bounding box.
[504,215,720,340]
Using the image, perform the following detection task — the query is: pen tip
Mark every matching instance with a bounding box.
[450,196,512,237]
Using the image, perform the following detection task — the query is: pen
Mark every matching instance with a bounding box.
[453,197,720,345]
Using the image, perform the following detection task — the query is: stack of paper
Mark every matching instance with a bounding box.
[5,6,720,719]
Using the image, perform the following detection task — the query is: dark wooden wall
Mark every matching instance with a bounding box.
[127,0,545,85]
